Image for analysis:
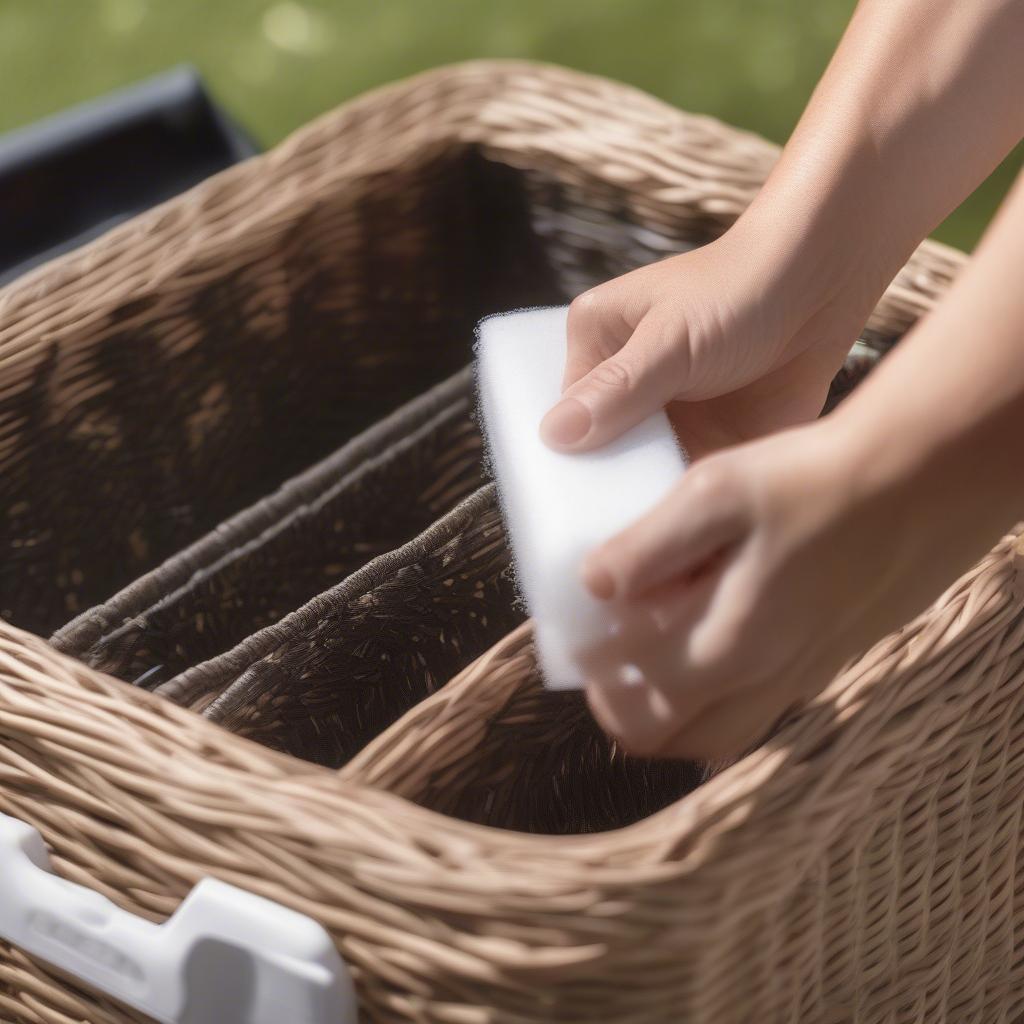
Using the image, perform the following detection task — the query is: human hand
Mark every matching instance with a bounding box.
[541,215,881,461]
[576,417,992,761]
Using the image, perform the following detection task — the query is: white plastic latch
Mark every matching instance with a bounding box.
[0,812,357,1024]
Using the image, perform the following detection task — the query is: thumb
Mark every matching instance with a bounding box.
[541,316,685,451]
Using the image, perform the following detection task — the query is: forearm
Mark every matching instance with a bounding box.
[739,0,1024,303]
[833,169,1024,561]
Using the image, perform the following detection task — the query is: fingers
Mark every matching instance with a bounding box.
[579,577,725,757]
[580,607,696,756]
[578,500,767,759]
[560,289,632,390]
[585,627,795,762]
[542,291,686,451]
[586,678,681,758]
[577,457,755,760]
[582,459,751,601]
[652,682,797,762]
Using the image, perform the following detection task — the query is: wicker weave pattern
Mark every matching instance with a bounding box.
[344,621,705,833]
[3,524,1024,1023]
[0,61,1009,1023]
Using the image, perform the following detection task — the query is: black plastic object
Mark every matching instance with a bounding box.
[0,66,259,285]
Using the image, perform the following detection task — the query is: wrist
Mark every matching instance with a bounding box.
[734,131,927,326]
[726,180,896,339]
[824,370,1024,576]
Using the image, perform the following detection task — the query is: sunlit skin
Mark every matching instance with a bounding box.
[539,0,1024,760]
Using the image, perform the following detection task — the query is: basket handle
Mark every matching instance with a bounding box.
[0,812,356,1024]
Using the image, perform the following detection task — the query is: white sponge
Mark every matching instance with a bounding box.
[476,306,686,690]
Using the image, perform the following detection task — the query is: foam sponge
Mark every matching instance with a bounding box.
[476,306,686,690]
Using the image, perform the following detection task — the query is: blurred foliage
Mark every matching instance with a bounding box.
[2,0,1020,251]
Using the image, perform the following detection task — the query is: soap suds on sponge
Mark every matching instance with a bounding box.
[476,306,687,690]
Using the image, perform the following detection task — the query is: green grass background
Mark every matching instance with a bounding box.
[3,0,1020,251]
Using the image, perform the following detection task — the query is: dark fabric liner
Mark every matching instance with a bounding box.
[160,485,519,768]
[55,367,483,684]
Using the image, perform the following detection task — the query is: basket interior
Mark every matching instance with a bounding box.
[73,371,483,686]
[172,486,521,768]
[3,139,881,639]
[1,147,564,636]
[344,627,708,834]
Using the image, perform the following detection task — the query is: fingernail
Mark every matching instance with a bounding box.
[540,398,591,448]
[582,558,616,600]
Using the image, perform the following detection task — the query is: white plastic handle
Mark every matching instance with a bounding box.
[0,812,357,1024]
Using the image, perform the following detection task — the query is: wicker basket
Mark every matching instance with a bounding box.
[3,60,1017,1023]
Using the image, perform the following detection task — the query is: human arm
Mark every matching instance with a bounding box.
[580,168,1024,759]
[541,0,1024,460]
